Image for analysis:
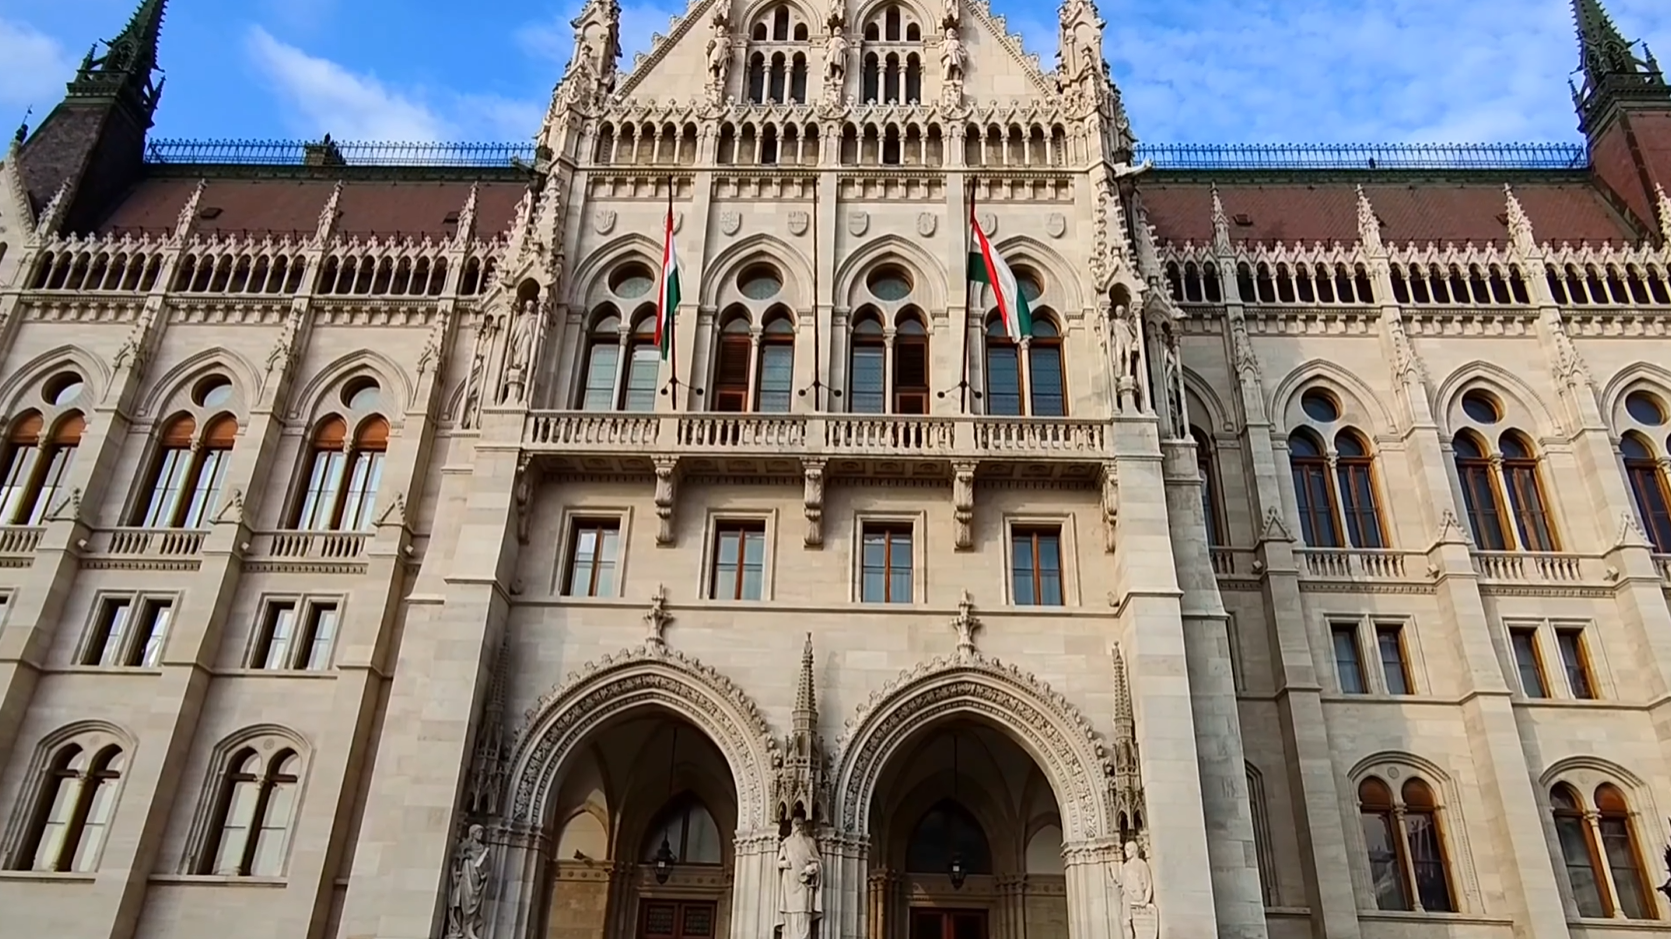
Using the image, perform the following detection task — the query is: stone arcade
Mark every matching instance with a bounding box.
[4,1,1671,939]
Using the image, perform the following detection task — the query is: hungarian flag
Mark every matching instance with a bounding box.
[968,221,1031,341]
[655,210,681,360]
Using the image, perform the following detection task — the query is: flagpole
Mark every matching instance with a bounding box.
[939,176,980,414]
[658,176,696,410]
[798,179,829,410]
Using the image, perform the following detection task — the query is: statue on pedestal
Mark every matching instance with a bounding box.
[1120,840,1158,939]
[444,824,490,939]
[777,816,822,939]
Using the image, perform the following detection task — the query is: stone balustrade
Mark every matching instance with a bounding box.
[524,411,1112,462]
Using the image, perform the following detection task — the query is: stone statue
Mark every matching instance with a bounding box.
[777,816,822,939]
[942,0,960,28]
[1119,840,1157,939]
[1111,303,1140,389]
[508,297,539,373]
[1159,320,1184,435]
[706,14,733,97]
[824,24,848,89]
[444,824,490,939]
[940,26,966,82]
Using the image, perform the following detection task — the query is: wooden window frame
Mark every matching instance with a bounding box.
[563,517,624,598]
[1551,784,1612,918]
[711,319,753,413]
[291,417,388,532]
[849,316,887,414]
[708,519,768,601]
[983,323,1024,417]
[1193,428,1227,547]
[250,596,344,671]
[1374,623,1412,695]
[754,317,795,413]
[1554,628,1597,700]
[1026,320,1067,418]
[1289,434,1342,548]
[1453,436,1511,551]
[1509,626,1549,698]
[1356,774,1459,914]
[11,743,125,873]
[198,748,302,877]
[80,593,175,668]
[859,521,914,603]
[1594,785,1655,920]
[1502,448,1560,551]
[892,320,930,415]
[1009,525,1065,607]
[1335,440,1386,549]
[1331,622,1368,694]
[1623,448,1671,553]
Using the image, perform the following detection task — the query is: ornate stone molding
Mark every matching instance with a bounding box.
[832,651,1113,842]
[507,644,775,829]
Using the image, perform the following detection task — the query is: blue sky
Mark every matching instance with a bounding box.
[1,0,1666,145]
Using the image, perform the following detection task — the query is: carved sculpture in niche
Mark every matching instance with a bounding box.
[777,816,822,939]
[803,460,826,547]
[824,22,849,104]
[848,210,869,236]
[459,316,498,429]
[506,296,540,376]
[1100,463,1117,553]
[1121,841,1158,939]
[512,454,538,545]
[942,0,960,28]
[789,210,810,236]
[645,584,673,652]
[1110,303,1141,404]
[443,824,490,939]
[952,462,975,550]
[705,13,733,106]
[654,458,678,544]
[939,25,966,105]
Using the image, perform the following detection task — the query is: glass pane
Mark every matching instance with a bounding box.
[1506,466,1556,551]
[31,776,79,870]
[1333,627,1365,694]
[594,529,619,597]
[757,344,793,413]
[1360,811,1411,910]
[263,606,296,670]
[1600,819,1649,918]
[70,778,118,872]
[851,346,885,414]
[683,804,721,863]
[1555,815,1607,917]
[25,446,74,526]
[140,449,191,527]
[0,445,38,524]
[1405,812,1453,912]
[305,606,338,670]
[137,603,172,667]
[215,781,259,874]
[1511,631,1546,697]
[1377,627,1408,695]
[583,344,621,411]
[251,782,295,876]
[1012,534,1035,605]
[180,450,226,528]
[1557,632,1593,699]
[98,601,132,667]
[623,346,659,412]
[1029,345,1064,417]
[987,346,1021,416]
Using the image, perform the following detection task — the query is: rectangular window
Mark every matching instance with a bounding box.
[850,345,885,414]
[129,600,173,667]
[756,344,794,413]
[85,598,133,667]
[0,443,39,524]
[1332,624,1366,694]
[986,346,1022,416]
[1555,629,1595,700]
[893,340,929,414]
[338,450,385,531]
[296,450,346,530]
[1011,527,1063,606]
[564,520,622,597]
[255,601,298,670]
[138,448,192,527]
[582,344,621,410]
[712,336,751,412]
[180,450,229,529]
[623,346,660,412]
[711,522,766,600]
[1510,628,1547,698]
[27,445,74,526]
[860,524,913,603]
[1375,624,1411,695]
[300,603,339,671]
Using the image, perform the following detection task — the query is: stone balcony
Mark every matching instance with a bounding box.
[522,411,1114,480]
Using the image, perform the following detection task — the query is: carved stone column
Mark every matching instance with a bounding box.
[1060,840,1122,939]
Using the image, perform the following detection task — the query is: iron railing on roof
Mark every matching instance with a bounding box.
[144,138,538,168]
[1134,142,1588,171]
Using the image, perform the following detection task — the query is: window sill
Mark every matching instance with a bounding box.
[147,874,289,888]
[0,870,97,883]
[1515,697,1618,709]
[1570,918,1671,931]
[216,668,337,679]
[1358,910,1514,926]
[48,666,165,676]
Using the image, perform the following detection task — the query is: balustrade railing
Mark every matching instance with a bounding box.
[524,411,1114,461]
[0,526,44,556]
[1655,554,1671,585]
[257,530,370,560]
[102,527,206,558]
[1296,547,1413,580]
[1471,550,1585,582]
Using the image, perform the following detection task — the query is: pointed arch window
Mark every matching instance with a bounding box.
[1552,784,1609,917]
[1335,431,1384,548]
[134,414,237,528]
[894,314,929,414]
[200,749,302,877]
[985,316,1022,416]
[641,796,722,865]
[1501,432,1559,551]
[1358,776,1456,913]
[0,411,82,526]
[1288,431,1340,548]
[580,314,623,410]
[756,314,795,413]
[713,316,753,412]
[1621,434,1671,551]
[10,744,124,872]
[1193,427,1225,547]
[850,314,886,414]
[293,416,386,531]
[1597,784,1653,918]
[1028,318,1066,417]
[1453,433,1509,550]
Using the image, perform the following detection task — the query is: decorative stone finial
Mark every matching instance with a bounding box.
[1437,509,1471,546]
[1355,185,1382,254]
[1655,182,1671,247]
[1503,184,1537,254]
[1617,510,1653,549]
[174,177,207,241]
[1259,507,1292,544]
[1210,185,1231,255]
[314,179,344,245]
[644,584,673,652]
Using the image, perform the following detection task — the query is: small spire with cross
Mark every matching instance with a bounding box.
[644,584,673,653]
[951,591,982,660]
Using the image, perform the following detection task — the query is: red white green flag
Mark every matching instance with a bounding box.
[967,221,1032,341]
[656,210,681,360]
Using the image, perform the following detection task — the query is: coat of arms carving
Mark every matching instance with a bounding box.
[848,211,869,236]
[917,213,937,237]
[1047,213,1066,238]
[593,209,617,235]
[672,211,684,234]
[720,211,742,236]
[977,211,997,236]
[788,211,809,236]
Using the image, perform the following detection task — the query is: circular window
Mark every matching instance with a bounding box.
[1626,390,1666,426]
[739,265,783,300]
[1300,389,1339,423]
[1015,269,1043,303]
[1460,390,1501,424]
[342,378,381,411]
[609,264,654,300]
[44,372,85,407]
[193,375,234,408]
[867,267,912,302]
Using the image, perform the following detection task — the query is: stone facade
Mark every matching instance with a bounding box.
[3,1,1671,939]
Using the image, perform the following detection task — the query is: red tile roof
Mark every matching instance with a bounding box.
[97,177,529,241]
[1141,179,1638,248]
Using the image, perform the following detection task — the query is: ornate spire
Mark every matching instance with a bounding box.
[67,0,167,125]
[793,633,817,732]
[1110,643,1145,843]
[1655,182,1671,247]
[453,183,480,248]
[1210,185,1231,255]
[774,633,828,824]
[314,180,344,245]
[1502,184,1537,254]
[1355,185,1383,254]
[1571,0,1667,133]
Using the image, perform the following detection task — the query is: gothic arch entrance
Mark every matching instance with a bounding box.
[866,719,1069,939]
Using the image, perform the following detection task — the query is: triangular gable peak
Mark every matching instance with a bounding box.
[615,0,1056,108]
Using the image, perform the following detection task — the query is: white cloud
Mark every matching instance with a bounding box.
[0,17,75,115]
[245,26,448,141]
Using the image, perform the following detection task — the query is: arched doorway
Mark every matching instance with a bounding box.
[867,720,1069,939]
[544,716,738,939]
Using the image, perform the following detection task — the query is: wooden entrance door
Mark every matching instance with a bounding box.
[640,900,716,939]
[909,909,986,939]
